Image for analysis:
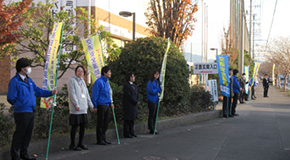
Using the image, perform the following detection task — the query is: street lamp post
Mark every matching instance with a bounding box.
[210,48,218,57]
[119,11,135,41]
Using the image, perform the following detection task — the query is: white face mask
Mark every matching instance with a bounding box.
[25,67,32,75]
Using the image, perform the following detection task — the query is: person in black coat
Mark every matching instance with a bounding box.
[239,73,248,104]
[263,74,269,97]
[123,72,140,138]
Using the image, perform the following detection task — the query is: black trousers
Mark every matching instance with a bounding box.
[148,102,157,132]
[222,96,232,116]
[11,112,34,159]
[96,105,110,142]
[123,120,135,137]
[232,93,239,115]
[264,87,269,97]
[239,90,245,103]
[70,123,85,146]
[251,86,255,98]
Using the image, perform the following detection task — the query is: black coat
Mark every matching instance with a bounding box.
[263,78,269,88]
[123,82,140,120]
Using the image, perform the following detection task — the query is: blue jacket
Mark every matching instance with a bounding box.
[233,75,242,94]
[7,74,52,113]
[147,79,161,104]
[91,76,112,108]
[249,78,257,87]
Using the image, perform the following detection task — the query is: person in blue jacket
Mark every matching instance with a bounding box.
[146,70,162,134]
[249,77,257,100]
[232,69,242,116]
[7,58,57,160]
[91,66,114,145]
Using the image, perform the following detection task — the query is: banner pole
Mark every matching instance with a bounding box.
[46,22,64,160]
[112,108,120,144]
[154,101,161,134]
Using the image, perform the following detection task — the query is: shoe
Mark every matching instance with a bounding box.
[96,141,107,145]
[229,115,234,117]
[124,135,133,138]
[69,145,82,151]
[103,140,111,145]
[240,102,245,104]
[131,134,137,138]
[150,130,159,134]
[233,113,239,116]
[77,144,88,150]
[20,155,37,160]
[251,98,256,100]
[12,157,23,160]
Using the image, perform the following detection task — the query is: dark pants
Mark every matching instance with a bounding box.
[148,102,157,132]
[251,86,255,98]
[70,123,85,146]
[222,96,232,116]
[232,93,239,115]
[239,90,245,103]
[11,112,34,159]
[96,105,110,142]
[264,87,269,97]
[123,120,135,137]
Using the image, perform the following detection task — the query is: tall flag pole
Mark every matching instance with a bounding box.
[272,64,275,97]
[216,55,230,117]
[43,22,64,160]
[154,38,170,134]
[82,34,120,144]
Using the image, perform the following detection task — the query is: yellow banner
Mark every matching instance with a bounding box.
[272,64,275,86]
[40,22,63,108]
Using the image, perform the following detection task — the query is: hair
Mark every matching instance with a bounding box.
[149,70,160,83]
[229,68,233,71]
[75,65,86,75]
[233,69,239,75]
[126,72,134,82]
[101,66,111,75]
[264,74,268,76]
[16,58,31,73]
[242,73,246,75]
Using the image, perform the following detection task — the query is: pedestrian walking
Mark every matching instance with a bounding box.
[7,58,57,160]
[68,66,94,151]
[91,66,114,145]
[123,72,140,138]
[147,70,161,134]
[232,69,242,116]
[263,74,270,97]
[222,68,234,118]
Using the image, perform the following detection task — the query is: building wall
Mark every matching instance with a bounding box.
[0,55,11,93]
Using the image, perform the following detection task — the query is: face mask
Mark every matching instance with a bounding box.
[25,67,32,75]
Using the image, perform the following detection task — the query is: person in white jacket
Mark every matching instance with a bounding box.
[68,66,94,151]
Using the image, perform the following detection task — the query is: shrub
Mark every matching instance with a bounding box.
[189,85,213,111]
[108,37,190,118]
[0,103,14,149]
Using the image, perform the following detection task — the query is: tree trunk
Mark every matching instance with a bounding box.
[284,74,288,91]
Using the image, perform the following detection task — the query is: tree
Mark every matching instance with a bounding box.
[266,37,290,91]
[0,0,32,54]
[145,0,198,48]
[3,2,119,79]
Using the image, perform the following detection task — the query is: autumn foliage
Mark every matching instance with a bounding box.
[145,0,198,48]
[0,0,32,46]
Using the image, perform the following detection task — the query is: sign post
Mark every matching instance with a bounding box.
[208,79,218,110]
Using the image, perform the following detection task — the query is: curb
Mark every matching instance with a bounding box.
[0,110,221,159]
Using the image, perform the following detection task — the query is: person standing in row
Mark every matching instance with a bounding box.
[147,70,162,134]
[68,66,94,151]
[239,73,248,104]
[123,72,140,138]
[263,74,269,98]
[91,66,114,145]
[222,68,233,118]
[8,58,57,160]
[232,69,242,116]
[249,77,257,100]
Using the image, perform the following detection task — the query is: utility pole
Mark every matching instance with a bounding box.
[239,0,244,74]
[249,0,252,58]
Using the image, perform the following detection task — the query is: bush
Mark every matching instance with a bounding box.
[189,85,213,111]
[0,103,14,149]
[108,37,190,118]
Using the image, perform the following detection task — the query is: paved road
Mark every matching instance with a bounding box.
[39,85,290,160]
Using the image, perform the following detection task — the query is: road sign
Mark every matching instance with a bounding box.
[193,62,218,74]
[208,79,218,102]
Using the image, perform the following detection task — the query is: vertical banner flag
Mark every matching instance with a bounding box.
[216,55,230,97]
[251,62,260,86]
[244,66,249,94]
[159,38,171,101]
[40,22,63,108]
[272,64,275,86]
[82,35,105,83]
